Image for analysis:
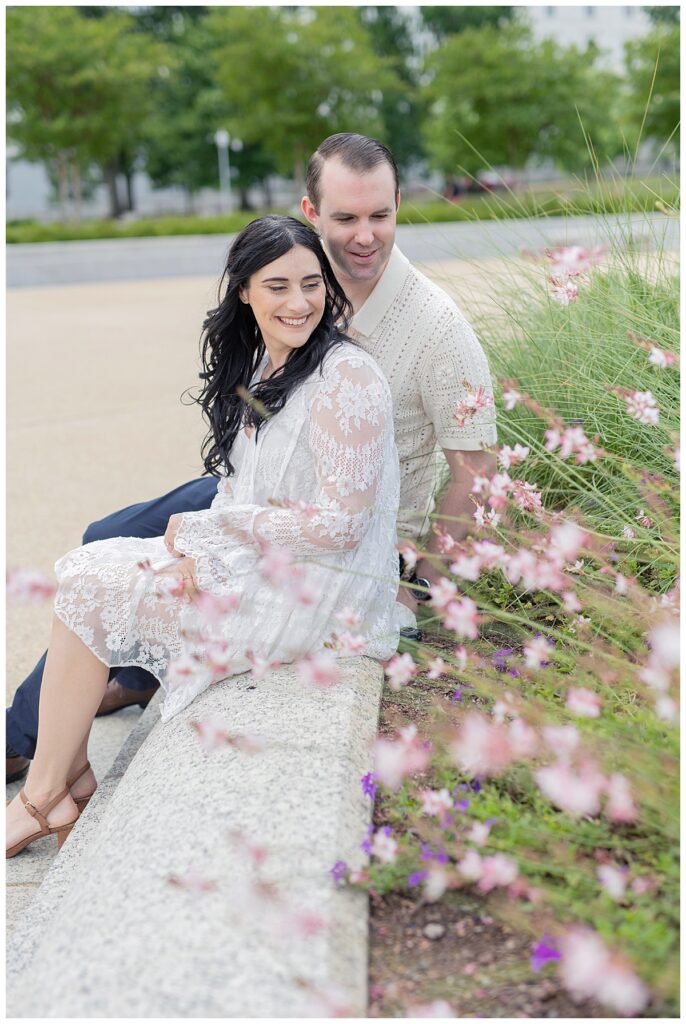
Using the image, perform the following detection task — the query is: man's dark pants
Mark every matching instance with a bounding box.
[6,477,218,760]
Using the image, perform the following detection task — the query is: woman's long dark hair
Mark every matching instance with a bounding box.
[194,215,352,477]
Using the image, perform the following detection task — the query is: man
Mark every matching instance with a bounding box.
[6,134,496,782]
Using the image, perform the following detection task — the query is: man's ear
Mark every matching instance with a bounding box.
[395,190,401,213]
[301,195,318,227]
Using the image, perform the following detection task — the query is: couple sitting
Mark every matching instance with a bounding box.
[6,133,497,858]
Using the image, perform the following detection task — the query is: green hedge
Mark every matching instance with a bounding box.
[7,178,679,244]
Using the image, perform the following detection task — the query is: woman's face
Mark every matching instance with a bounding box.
[239,244,327,364]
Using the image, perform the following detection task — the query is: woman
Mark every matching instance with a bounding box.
[6,216,402,858]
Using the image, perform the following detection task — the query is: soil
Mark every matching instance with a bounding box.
[367,889,605,1018]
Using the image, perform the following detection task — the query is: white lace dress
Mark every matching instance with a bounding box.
[53,343,405,721]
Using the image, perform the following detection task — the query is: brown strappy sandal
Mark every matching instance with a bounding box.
[6,787,79,859]
[67,761,95,814]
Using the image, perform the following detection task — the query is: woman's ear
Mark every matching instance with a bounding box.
[238,285,249,305]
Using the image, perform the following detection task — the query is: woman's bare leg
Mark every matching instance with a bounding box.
[6,614,108,851]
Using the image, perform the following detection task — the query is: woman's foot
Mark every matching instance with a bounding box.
[5,786,78,856]
[68,764,97,805]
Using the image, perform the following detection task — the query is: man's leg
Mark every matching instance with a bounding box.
[6,477,218,770]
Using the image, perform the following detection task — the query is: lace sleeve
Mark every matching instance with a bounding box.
[173,354,392,587]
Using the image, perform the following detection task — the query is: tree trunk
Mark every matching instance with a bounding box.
[104,162,124,219]
[238,185,253,212]
[55,153,70,220]
[293,145,306,201]
[71,159,82,223]
[124,167,135,212]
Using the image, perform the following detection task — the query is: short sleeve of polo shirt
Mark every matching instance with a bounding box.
[420,315,498,450]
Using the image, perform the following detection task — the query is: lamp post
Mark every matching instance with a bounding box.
[214,128,231,213]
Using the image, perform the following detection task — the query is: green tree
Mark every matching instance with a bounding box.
[624,21,680,154]
[643,6,680,25]
[420,6,516,41]
[356,6,425,171]
[206,6,400,195]
[422,23,621,178]
[7,7,170,219]
[135,12,275,210]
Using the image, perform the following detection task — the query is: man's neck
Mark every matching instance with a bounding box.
[335,256,391,315]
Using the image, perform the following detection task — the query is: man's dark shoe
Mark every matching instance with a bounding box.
[96,680,159,717]
[6,746,30,784]
[399,625,423,643]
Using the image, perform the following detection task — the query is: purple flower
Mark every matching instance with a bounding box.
[420,842,449,864]
[451,688,464,702]
[408,870,428,887]
[531,937,562,972]
[454,798,470,811]
[492,646,514,672]
[361,772,377,800]
[331,860,348,884]
[360,822,374,854]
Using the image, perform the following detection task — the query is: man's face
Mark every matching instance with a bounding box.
[302,158,399,287]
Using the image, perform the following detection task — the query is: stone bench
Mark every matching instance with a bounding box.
[7,658,383,1017]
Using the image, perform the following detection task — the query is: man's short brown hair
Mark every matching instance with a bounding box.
[307,133,400,212]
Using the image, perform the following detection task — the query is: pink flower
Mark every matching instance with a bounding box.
[385,652,418,690]
[478,853,518,892]
[371,828,398,863]
[457,849,484,881]
[449,554,481,582]
[566,687,602,718]
[442,597,479,638]
[545,427,598,464]
[559,928,649,1015]
[512,480,543,515]
[635,507,654,528]
[614,573,629,595]
[648,344,677,368]
[623,524,636,539]
[407,998,456,1018]
[6,568,56,603]
[625,390,659,425]
[434,527,458,554]
[546,244,606,276]
[502,388,522,411]
[498,443,530,469]
[542,725,579,759]
[258,544,299,586]
[297,651,340,688]
[424,865,449,902]
[524,636,553,669]
[336,606,361,629]
[550,276,579,305]
[426,656,446,680]
[549,521,587,563]
[168,866,217,894]
[191,718,231,753]
[508,718,539,757]
[597,864,628,900]
[419,788,453,816]
[166,653,205,688]
[193,590,240,624]
[397,540,418,571]
[467,821,492,846]
[473,504,500,528]
[472,540,505,568]
[605,773,637,824]
[452,385,494,428]
[562,590,582,613]
[453,645,468,670]
[486,471,513,510]
[535,760,605,817]
[246,651,281,680]
[450,712,514,777]
[335,631,367,656]
[648,620,680,670]
[373,731,430,790]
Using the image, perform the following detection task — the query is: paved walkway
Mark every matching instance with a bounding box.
[7,212,678,286]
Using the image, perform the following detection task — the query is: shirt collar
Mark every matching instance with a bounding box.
[349,245,411,338]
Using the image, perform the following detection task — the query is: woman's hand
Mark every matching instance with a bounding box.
[164,513,185,556]
[156,556,199,602]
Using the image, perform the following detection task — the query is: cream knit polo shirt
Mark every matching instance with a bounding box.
[348,245,497,540]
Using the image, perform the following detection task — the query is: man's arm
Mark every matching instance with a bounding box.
[398,448,497,609]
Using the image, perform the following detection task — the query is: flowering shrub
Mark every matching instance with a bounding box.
[349,236,679,1016]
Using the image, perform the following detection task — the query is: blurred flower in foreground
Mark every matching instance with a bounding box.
[6,568,56,603]
[559,927,649,1015]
